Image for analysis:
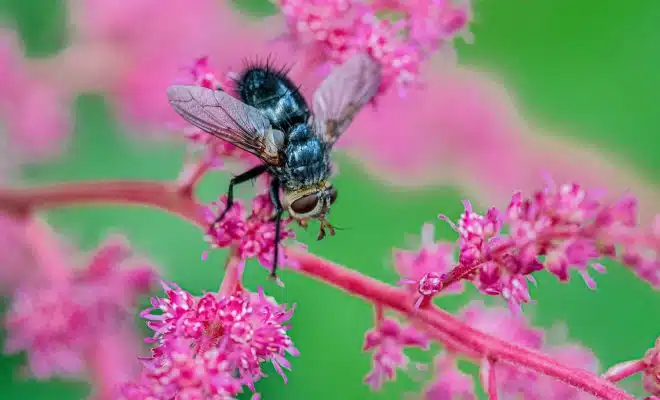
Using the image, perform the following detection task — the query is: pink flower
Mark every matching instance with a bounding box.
[134,284,297,396]
[275,0,471,96]
[4,235,158,379]
[0,30,70,161]
[423,354,476,400]
[204,193,297,271]
[363,318,428,390]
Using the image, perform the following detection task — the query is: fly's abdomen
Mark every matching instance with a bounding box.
[236,65,309,130]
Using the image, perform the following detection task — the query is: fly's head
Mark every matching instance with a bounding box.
[283,181,338,240]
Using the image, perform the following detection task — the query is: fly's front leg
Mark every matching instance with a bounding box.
[211,164,268,228]
[268,178,285,279]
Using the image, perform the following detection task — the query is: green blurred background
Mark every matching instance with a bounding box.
[1,0,659,398]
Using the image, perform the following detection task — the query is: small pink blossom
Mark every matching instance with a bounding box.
[394,223,459,304]
[363,318,428,390]
[204,193,297,271]
[133,284,297,396]
[4,235,157,379]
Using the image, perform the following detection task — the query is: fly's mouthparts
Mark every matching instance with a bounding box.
[317,219,336,241]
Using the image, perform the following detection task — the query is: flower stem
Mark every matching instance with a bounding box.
[219,249,244,296]
[0,180,635,400]
[176,159,212,198]
[603,359,646,383]
[482,358,498,400]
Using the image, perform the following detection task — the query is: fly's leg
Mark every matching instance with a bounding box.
[268,178,284,279]
[211,164,268,228]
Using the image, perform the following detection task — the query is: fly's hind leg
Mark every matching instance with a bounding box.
[268,178,285,279]
[211,164,268,228]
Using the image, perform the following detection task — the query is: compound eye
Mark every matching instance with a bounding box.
[328,186,338,204]
[291,194,319,214]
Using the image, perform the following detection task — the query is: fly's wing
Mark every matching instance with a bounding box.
[312,53,382,147]
[167,85,284,165]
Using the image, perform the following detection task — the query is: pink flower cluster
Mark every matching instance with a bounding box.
[399,181,660,312]
[4,235,157,379]
[275,0,471,95]
[362,317,429,390]
[123,283,297,398]
[203,193,298,271]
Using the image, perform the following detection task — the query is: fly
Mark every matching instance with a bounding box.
[167,53,382,278]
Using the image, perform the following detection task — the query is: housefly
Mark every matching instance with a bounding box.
[167,53,382,278]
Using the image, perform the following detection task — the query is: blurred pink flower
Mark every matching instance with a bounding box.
[0,30,70,161]
[203,192,298,271]
[363,317,429,390]
[423,354,476,400]
[539,344,599,399]
[66,0,296,133]
[458,302,598,399]
[132,284,297,396]
[4,234,158,379]
[333,64,660,222]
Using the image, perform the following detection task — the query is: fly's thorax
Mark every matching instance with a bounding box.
[283,181,338,220]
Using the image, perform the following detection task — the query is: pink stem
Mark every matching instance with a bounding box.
[603,359,647,383]
[0,180,635,400]
[485,358,498,400]
[219,249,244,296]
[176,159,212,197]
[0,181,205,225]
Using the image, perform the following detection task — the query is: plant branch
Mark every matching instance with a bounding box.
[603,359,647,383]
[0,180,635,400]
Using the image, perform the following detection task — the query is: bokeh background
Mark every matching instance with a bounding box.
[1,0,659,398]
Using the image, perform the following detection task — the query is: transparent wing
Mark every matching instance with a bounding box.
[312,53,382,146]
[168,85,284,165]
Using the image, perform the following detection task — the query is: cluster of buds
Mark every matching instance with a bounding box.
[397,181,659,313]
